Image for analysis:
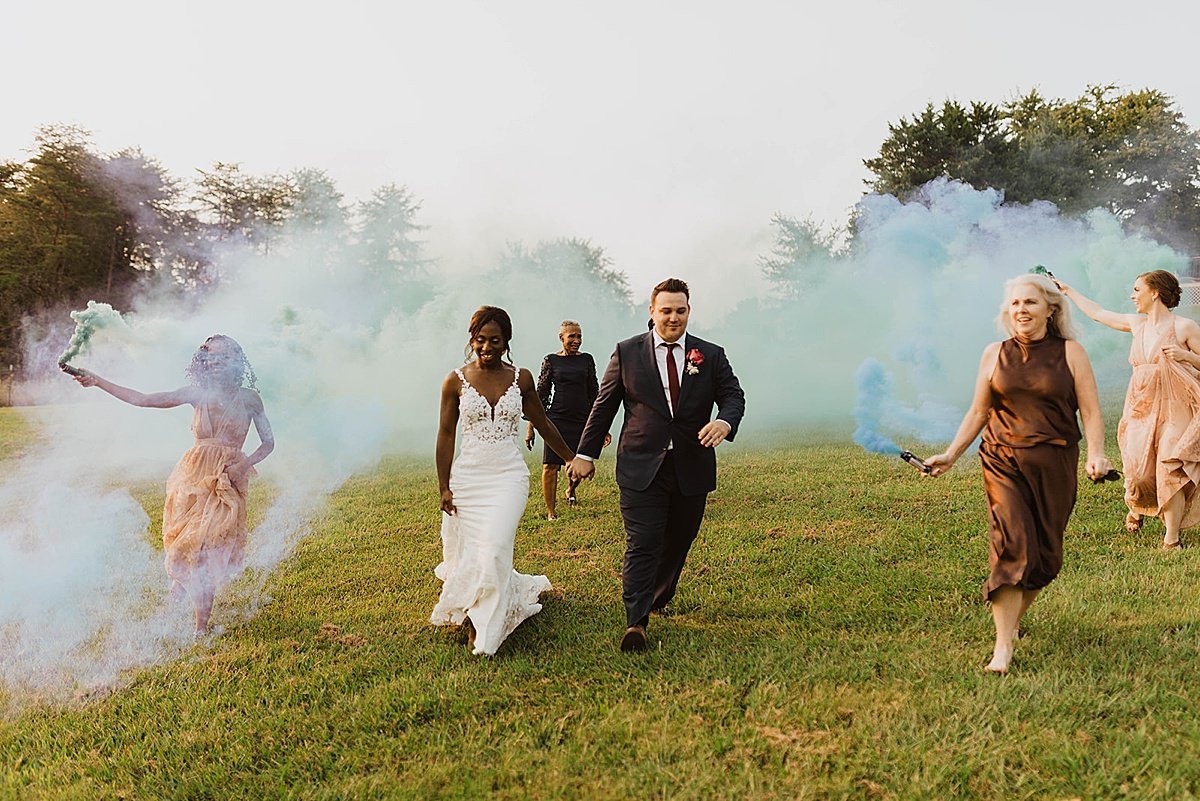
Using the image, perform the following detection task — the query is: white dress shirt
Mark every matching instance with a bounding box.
[652,329,686,417]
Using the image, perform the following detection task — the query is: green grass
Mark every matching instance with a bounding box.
[0,407,33,461]
[4,420,1200,799]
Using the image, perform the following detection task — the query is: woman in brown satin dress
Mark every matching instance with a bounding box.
[73,335,274,637]
[926,275,1112,673]
[1056,270,1200,549]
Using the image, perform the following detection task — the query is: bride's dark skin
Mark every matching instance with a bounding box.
[437,320,575,515]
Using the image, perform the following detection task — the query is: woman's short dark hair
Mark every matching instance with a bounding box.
[650,278,690,304]
[1139,269,1182,309]
[466,306,514,360]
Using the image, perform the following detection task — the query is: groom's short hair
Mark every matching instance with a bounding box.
[651,278,690,304]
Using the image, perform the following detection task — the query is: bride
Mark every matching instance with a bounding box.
[432,306,577,655]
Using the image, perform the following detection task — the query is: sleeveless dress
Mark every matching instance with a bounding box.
[535,353,598,466]
[979,335,1081,601]
[430,366,551,655]
[1118,318,1200,527]
[162,401,256,592]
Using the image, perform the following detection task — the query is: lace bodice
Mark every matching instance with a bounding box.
[457,366,523,447]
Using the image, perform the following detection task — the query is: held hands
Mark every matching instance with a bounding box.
[525,425,535,451]
[603,433,612,448]
[440,488,457,516]
[698,420,731,448]
[567,457,595,482]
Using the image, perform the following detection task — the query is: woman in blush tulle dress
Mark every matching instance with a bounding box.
[1057,270,1200,549]
[432,306,576,656]
[74,335,274,636]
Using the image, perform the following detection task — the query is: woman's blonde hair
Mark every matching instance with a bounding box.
[995,274,1078,340]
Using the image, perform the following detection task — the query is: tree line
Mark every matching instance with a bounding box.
[4,84,1197,368]
[0,126,631,372]
[762,85,1200,295]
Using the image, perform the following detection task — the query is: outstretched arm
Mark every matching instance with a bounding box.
[73,370,195,408]
[925,343,1001,476]
[1054,281,1135,332]
[520,369,574,463]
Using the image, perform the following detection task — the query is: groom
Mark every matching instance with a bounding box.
[569,278,745,652]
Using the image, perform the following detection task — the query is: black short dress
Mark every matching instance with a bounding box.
[536,353,598,466]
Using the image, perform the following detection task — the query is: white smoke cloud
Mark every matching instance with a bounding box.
[0,177,1184,706]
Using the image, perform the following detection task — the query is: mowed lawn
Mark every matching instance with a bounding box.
[3,406,1200,799]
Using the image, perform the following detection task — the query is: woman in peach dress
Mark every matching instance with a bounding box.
[74,335,274,635]
[1057,270,1200,549]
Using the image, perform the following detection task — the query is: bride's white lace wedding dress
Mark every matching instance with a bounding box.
[430,365,551,655]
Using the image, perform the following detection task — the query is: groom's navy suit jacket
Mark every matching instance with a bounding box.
[577,331,745,496]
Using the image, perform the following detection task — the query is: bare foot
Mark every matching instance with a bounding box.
[546,514,557,521]
[985,646,1012,674]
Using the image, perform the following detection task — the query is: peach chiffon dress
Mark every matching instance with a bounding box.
[162,401,256,591]
[1119,319,1200,528]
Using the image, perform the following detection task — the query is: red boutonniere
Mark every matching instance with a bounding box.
[685,348,704,375]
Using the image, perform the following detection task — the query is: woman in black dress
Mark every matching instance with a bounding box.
[526,320,608,520]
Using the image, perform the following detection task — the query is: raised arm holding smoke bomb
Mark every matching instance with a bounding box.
[72,335,274,638]
[925,275,1110,674]
[1056,270,1200,548]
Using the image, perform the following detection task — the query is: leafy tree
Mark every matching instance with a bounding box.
[193,162,293,252]
[758,214,843,297]
[355,184,431,313]
[287,168,349,237]
[864,101,1017,199]
[865,86,1200,255]
[0,126,141,366]
[500,238,631,308]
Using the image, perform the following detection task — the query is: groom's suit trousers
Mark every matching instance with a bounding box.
[619,452,707,628]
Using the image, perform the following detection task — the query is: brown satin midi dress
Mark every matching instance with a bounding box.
[979,334,1081,601]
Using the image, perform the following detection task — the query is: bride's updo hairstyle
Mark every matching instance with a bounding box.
[466,305,515,362]
[1139,269,1182,309]
[996,274,1078,341]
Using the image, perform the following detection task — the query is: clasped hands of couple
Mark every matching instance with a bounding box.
[565,419,732,482]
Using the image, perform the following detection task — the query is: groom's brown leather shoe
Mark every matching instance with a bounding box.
[620,625,648,653]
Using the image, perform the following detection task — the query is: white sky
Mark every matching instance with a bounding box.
[5,0,1200,310]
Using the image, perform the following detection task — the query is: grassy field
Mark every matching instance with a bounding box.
[3,407,1200,799]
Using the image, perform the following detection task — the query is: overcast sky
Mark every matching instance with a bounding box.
[5,0,1199,309]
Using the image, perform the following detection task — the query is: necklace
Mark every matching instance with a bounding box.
[1143,316,1173,354]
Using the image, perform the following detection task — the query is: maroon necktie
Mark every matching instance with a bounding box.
[665,343,680,415]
